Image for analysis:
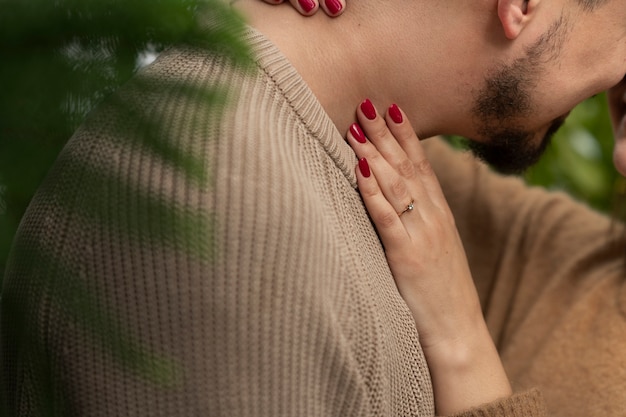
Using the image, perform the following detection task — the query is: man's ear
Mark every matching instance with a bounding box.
[497,0,535,40]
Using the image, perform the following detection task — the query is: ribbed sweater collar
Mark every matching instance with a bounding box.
[243,26,358,189]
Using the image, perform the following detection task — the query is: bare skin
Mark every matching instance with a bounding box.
[255,0,626,173]
[347,102,512,415]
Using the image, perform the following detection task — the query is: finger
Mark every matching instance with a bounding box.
[353,102,430,215]
[356,158,414,253]
[383,104,450,213]
[356,99,448,214]
[357,99,411,171]
[319,0,345,16]
[262,0,286,4]
[287,0,318,15]
[348,123,417,217]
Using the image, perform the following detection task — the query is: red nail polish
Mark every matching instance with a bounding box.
[325,0,342,14]
[358,158,371,178]
[299,0,316,13]
[389,104,403,124]
[350,123,367,143]
[360,99,376,120]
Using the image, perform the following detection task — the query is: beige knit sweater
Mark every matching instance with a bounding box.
[425,139,626,417]
[2,27,545,416]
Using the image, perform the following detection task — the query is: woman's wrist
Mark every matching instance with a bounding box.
[422,322,513,416]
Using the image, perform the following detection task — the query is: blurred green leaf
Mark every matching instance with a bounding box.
[0,0,252,278]
[525,93,619,212]
[0,0,252,413]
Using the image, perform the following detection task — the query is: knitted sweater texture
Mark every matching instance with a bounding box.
[425,140,626,417]
[2,28,546,416]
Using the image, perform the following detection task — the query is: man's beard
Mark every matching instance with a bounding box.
[467,120,562,174]
[467,14,570,174]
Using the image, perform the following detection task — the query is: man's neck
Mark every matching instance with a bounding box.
[233,0,485,140]
[234,0,368,135]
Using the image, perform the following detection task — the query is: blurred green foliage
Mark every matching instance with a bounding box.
[0,0,252,281]
[446,94,620,214]
[1,1,252,413]
[524,93,620,213]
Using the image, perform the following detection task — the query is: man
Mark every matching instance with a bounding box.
[252,0,625,173]
[2,0,625,416]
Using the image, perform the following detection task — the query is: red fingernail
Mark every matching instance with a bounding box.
[358,158,371,178]
[389,104,403,124]
[325,0,342,14]
[360,99,376,120]
[299,0,316,13]
[350,123,367,143]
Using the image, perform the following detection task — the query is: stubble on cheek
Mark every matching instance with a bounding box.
[466,62,538,173]
[473,63,532,126]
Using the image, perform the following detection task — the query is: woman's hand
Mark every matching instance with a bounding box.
[349,100,482,351]
[261,0,345,17]
[348,100,512,415]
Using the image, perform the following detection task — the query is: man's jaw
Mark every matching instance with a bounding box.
[467,116,567,175]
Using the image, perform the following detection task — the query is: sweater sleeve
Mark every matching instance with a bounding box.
[424,138,626,416]
[423,137,544,315]
[445,389,546,417]
[424,138,625,340]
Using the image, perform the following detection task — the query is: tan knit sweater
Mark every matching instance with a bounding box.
[2,27,545,416]
[425,139,626,417]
